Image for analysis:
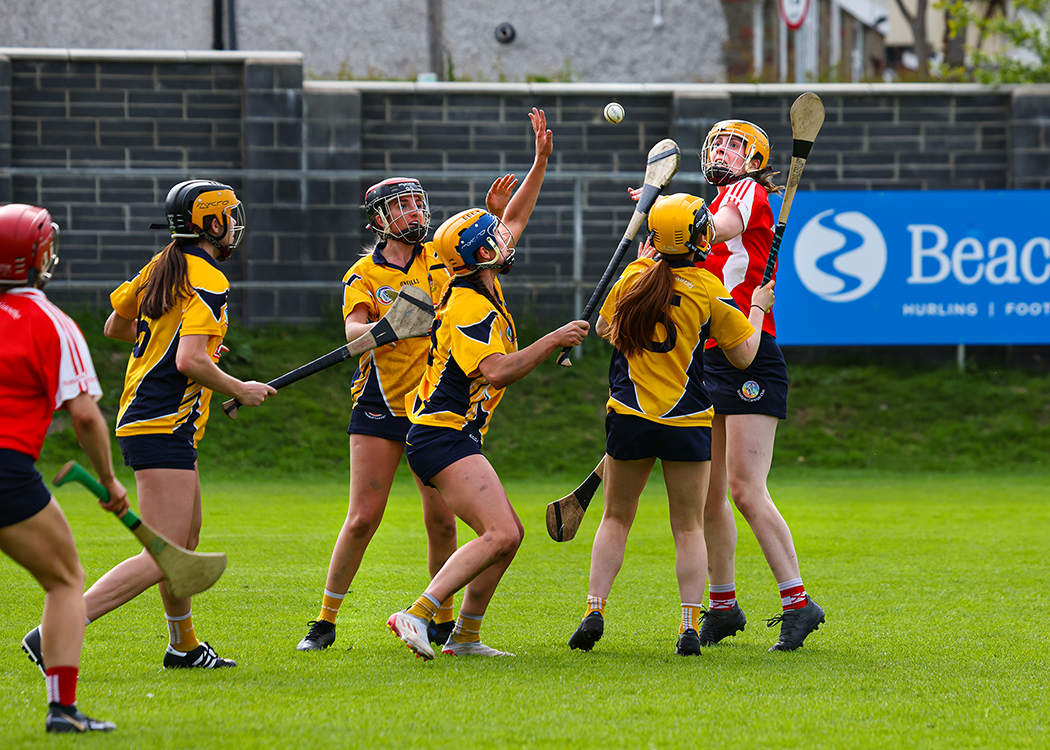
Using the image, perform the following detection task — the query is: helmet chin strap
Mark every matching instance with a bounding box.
[200,219,232,261]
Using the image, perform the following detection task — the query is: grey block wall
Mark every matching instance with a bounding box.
[1,49,1047,326]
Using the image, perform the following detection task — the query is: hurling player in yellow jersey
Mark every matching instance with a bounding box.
[567,194,773,656]
[83,181,272,669]
[298,109,558,652]
[385,208,588,660]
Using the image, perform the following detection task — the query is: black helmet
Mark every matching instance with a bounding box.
[154,180,245,261]
[362,177,430,244]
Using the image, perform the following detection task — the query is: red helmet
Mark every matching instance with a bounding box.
[0,203,60,288]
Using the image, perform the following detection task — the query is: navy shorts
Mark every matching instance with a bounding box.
[118,434,197,471]
[605,412,712,462]
[405,424,484,487]
[705,331,788,419]
[0,449,52,528]
[348,408,411,443]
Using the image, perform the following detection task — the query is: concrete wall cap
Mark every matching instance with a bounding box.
[305,80,1013,97]
[0,48,302,64]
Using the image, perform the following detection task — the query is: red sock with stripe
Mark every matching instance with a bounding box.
[45,666,78,707]
[708,582,737,611]
[778,578,808,611]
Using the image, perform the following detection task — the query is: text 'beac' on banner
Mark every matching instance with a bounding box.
[770,191,1050,345]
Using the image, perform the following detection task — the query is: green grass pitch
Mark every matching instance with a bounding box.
[2,469,1047,748]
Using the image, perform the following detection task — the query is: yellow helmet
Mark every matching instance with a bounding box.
[701,120,770,186]
[432,208,515,278]
[648,193,714,260]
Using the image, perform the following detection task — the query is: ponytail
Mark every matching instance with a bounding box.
[138,241,193,320]
[748,166,784,196]
[609,259,676,358]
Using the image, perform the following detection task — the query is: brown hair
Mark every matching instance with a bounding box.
[748,166,784,196]
[609,259,677,358]
[137,241,194,320]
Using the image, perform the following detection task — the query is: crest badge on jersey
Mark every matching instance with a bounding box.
[376,285,397,306]
[739,380,764,402]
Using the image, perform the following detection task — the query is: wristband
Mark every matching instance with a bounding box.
[751,304,767,314]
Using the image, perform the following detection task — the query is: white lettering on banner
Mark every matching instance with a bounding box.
[1021,238,1050,284]
[986,238,1019,285]
[907,225,1050,287]
[1005,302,1050,316]
[902,302,979,317]
[952,237,984,285]
[907,225,950,283]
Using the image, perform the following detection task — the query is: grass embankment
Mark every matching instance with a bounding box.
[40,310,1050,480]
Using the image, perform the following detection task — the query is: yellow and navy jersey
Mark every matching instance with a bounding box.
[342,241,449,418]
[407,281,517,441]
[599,257,754,428]
[111,247,229,446]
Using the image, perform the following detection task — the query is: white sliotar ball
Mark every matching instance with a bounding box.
[604,102,625,124]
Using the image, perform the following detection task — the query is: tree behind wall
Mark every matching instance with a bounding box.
[895,0,934,78]
[949,0,1050,81]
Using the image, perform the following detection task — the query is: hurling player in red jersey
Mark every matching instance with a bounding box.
[627,120,824,652]
[296,109,556,653]
[696,120,824,651]
[1,204,128,733]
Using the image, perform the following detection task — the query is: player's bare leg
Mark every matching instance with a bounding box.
[3,500,86,668]
[722,413,800,582]
[82,467,201,620]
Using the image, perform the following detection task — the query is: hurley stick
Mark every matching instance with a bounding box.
[223,284,435,419]
[53,461,227,598]
[545,456,606,542]
[762,92,826,285]
[556,139,681,367]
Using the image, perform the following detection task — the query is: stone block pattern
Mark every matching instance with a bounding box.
[1,51,1044,326]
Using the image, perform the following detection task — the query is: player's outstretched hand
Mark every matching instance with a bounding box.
[486,174,518,218]
[752,280,775,314]
[98,477,129,515]
[551,320,589,349]
[239,381,278,408]
[529,108,553,161]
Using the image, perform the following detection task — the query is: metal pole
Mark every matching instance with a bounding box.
[427,0,444,80]
[957,343,965,372]
[572,177,584,360]
[227,0,238,50]
[212,0,224,50]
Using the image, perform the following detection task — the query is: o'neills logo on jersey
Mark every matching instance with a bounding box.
[364,412,386,420]
[738,380,764,402]
[376,286,396,305]
[506,325,515,342]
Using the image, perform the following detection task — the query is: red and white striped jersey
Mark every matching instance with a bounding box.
[702,177,777,344]
[0,287,101,459]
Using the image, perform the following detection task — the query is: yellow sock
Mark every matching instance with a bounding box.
[406,593,440,621]
[165,611,200,652]
[433,596,455,625]
[317,589,345,624]
[585,594,607,618]
[451,611,483,644]
[680,602,704,634]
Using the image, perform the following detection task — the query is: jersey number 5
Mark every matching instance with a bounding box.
[132,319,152,358]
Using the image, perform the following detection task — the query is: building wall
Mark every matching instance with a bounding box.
[0,0,728,83]
[2,49,1048,327]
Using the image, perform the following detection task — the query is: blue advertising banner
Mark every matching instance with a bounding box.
[770,191,1050,345]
